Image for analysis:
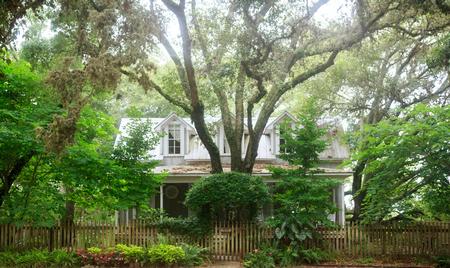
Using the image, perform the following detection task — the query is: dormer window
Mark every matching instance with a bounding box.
[279,128,286,154]
[276,126,288,154]
[168,123,181,154]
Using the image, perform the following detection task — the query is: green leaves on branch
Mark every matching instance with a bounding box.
[185,172,270,223]
[270,111,339,249]
[355,104,450,222]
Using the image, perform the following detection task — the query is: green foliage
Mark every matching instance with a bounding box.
[243,244,329,267]
[179,243,209,267]
[0,251,16,267]
[49,250,80,267]
[147,244,185,265]
[297,248,331,264]
[57,116,164,212]
[356,104,450,222]
[243,248,276,268]
[115,244,146,262]
[185,172,270,222]
[279,107,328,170]
[15,250,49,267]
[435,255,450,268]
[86,247,102,254]
[356,257,375,264]
[0,249,80,267]
[0,58,58,174]
[270,111,339,250]
[149,216,211,238]
[269,169,339,246]
[427,33,450,70]
[0,57,61,222]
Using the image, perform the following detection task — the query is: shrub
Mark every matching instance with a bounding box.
[185,172,270,223]
[243,248,275,268]
[115,244,146,263]
[15,249,49,267]
[435,255,450,268]
[180,243,209,266]
[76,248,125,267]
[49,250,80,267]
[0,251,18,266]
[147,244,185,265]
[151,216,211,237]
[86,246,102,254]
[298,248,330,264]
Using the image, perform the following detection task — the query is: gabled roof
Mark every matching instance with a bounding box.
[154,112,195,132]
[264,111,298,132]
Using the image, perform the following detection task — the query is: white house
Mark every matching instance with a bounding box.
[115,112,351,225]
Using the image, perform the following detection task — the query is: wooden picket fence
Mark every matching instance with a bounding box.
[0,221,448,260]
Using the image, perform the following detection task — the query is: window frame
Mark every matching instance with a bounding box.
[167,122,182,155]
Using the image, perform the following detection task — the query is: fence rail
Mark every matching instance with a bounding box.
[0,221,448,260]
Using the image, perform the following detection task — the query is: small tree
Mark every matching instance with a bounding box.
[269,111,339,249]
[185,172,270,223]
[355,104,450,222]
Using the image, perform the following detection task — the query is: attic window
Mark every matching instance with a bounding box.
[279,127,287,154]
[168,123,181,154]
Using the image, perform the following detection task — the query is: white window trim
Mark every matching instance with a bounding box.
[164,122,185,156]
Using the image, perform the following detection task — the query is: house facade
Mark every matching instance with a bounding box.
[116,112,351,225]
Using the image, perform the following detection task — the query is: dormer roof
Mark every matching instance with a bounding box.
[154,112,195,132]
[264,111,298,132]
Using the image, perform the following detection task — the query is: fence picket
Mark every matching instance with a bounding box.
[0,221,448,260]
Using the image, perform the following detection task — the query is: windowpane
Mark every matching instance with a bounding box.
[168,123,181,155]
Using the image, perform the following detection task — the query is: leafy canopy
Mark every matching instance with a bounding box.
[356,104,450,222]
[185,172,270,223]
[269,110,339,249]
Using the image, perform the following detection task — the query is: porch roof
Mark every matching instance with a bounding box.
[154,163,353,181]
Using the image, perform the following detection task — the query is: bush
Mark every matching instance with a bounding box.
[76,248,125,267]
[147,244,185,265]
[86,246,102,254]
[49,250,80,267]
[243,248,276,268]
[180,243,209,267]
[151,216,211,238]
[115,244,146,263]
[0,250,80,267]
[298,248,330,264]
[15,249,49,267]
[435,255,450,268]
[185,172,270,223]
[0,251,17,267]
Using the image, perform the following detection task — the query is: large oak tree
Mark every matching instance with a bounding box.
[125,0,449,173]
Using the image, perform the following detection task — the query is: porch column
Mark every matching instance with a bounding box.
[336,183,345,226]
[159,185,164,220]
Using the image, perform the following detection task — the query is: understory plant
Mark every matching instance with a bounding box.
[179,243,209,266]
[147,244,185,265]
[0,249,80,267]
[243,248,276,268]
[75,242,207,267]
[267,111,340,266]
[185,172,270,223]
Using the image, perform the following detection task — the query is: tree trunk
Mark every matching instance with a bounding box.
[0,152,34,208]
[191,104,223,173]
[229,139,243,172]
[351,159,367,221]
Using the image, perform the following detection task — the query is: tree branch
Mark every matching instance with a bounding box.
[120,68,192,114]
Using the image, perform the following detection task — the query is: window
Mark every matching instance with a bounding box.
[223,137,230,154]
[277,126,287,154]
[168,123,181,154]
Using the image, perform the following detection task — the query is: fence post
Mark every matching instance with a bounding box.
[48,227,54,251]
[381,224,386,255]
